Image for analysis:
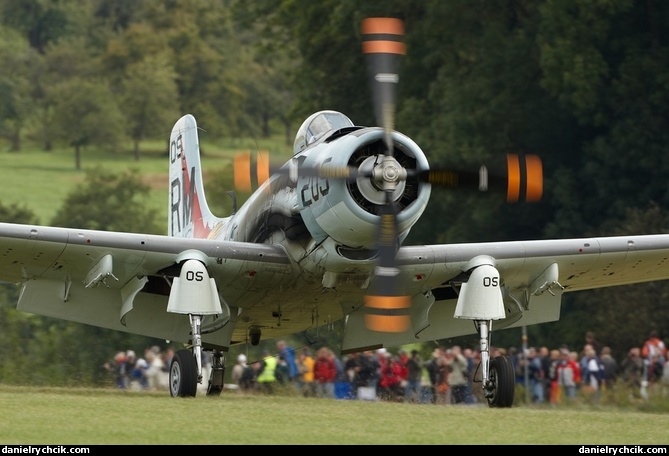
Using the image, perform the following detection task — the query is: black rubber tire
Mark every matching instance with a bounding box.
[487,355,515,408]
[169,349,198,398]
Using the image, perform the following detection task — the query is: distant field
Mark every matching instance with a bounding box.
[1,135,291,227]
[1,385,668,445]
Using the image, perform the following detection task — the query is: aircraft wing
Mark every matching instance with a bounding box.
[4,220,668,351]
[400,234,669,293]
[0,222,294,349]
[341,233,669,352]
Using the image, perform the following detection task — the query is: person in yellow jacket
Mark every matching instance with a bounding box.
[257,349,278,394]
[297,348,316,397]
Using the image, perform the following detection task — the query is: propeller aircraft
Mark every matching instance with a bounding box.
[2,18,669,407]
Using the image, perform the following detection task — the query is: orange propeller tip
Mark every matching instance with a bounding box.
[234,151,252,193]
[363,295,411,333]
[361,18,405,36]
[506,154,543,203]
[525,154,543,202]
[256,150,270,186]
[364,295,410,309]
[361,18,406,55]
[364,314,410,333]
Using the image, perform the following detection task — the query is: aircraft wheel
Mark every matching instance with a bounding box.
[486,355,515,408]
[169,349,198,398]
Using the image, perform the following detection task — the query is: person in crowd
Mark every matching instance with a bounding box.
[256,349,277,394]
[297,347,316,397]
[554,348,580,402]
[396,349,410,389]
[508,346,524,385]
[343,352,360,400]
[313,346,337,398]
[621,346,645,399]
[144,346,166,391]
[351,350,379,401]
[130,356,150,390]
[641,330,667,393]
[377,351,404,401]
[461,347,478,404]
[162,347,174,377]
[548,348,562,404]
[433,347,451,405]
[332,351,351,399]
[240,359,260,392]
[445,345,469,404]
[404,349,423,403]
[583,332,603,359]
[275,355,291,386]
[538,346,553,403]
[424,347,443,404]
[599,346,619,391]
[526,346,545,403]
[231,353,248,390]
[581,345,605,401]
[104,351,128,389]
[276,340,299,384]
[124,350,138,388]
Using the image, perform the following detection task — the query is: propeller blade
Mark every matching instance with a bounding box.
[411,153,543,202]
[233,150,271,193]
[361,18,413,332]
[233,150,252,193]
[364,192,411,332]
[361,17,405,155]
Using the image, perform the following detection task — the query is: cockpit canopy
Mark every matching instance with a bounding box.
[293,110,354,155]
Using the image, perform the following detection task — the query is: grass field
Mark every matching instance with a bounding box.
[1,385,669,445]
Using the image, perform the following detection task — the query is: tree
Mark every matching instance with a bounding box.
[97,21,181,159]
[46,78,127,170]
[0,0,83,53]
[120,54,180,160]
[0,26,39,151]
[50,166,162,234]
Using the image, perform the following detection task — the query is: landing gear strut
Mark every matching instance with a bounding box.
[206,350,226,396]
[476,319,515,407]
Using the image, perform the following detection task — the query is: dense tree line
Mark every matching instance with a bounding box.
[1,0,669,386]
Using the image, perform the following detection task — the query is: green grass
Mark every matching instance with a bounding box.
[1,136,292,226]
[1,385,669,445]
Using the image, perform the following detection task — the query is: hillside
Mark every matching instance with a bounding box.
[1,137,291,229]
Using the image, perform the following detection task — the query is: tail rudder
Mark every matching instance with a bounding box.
[168,114,217,238]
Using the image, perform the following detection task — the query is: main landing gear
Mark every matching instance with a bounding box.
[475,319,515,407]
[169,348,226,398]
[168,313,226,398]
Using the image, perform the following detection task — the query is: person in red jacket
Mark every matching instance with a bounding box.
[313,347,337,398]
[554,349,581,402]
[377,351,404,402]
[641,330,667,394]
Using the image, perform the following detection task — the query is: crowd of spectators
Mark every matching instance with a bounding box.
[105,331,669,405]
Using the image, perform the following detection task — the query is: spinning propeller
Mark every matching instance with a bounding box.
[233,18,543,333]
[359,17,411,332]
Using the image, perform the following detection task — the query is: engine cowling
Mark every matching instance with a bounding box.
[296,126,431,250]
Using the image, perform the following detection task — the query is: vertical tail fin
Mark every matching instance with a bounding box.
[168,114,219,238]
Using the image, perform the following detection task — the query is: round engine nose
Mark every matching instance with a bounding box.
[355,155,406,205]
